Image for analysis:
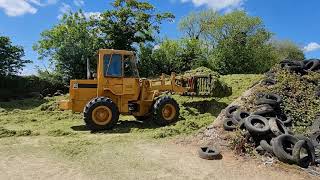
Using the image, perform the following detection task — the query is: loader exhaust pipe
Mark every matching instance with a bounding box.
[86,57,90,79]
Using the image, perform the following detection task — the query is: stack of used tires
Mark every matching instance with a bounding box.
[223,93,320,168]
[280,59,320,74]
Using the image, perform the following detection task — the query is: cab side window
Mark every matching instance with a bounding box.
[104,55,111,76]
[107,54,122,77]
[124,55,139,78]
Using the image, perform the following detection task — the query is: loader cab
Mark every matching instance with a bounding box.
[102,50,139,78]
[97,49,141,113]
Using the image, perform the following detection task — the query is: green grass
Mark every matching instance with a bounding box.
[0,74,262,140]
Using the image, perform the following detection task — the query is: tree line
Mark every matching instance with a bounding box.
[1,0,305,84]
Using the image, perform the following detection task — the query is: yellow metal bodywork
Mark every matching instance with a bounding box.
[59,49,189,117]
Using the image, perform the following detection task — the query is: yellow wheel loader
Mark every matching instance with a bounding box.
[59,49,219,130]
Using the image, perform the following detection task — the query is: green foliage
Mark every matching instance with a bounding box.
[176,10,306,75]
[272,40,305,61]
[179,10,218,40]
[0,75,65,100]
[138,39,209,77]
[0,36,31,76]
[98,0,174,51]
[34,0,173,80]
[183,66,220,77]
[248,68,320,134]
[34,11,100,80]
[207,11,276,74]
[267,69,319,133]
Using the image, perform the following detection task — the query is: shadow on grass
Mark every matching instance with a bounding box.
[0,98,49,111]
[71,118,159,134]
[182,99,227,117]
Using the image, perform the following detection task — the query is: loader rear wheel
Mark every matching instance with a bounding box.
[84,97,119,131]
[153,96,180,126]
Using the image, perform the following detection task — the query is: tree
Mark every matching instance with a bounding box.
[97,0,174,50]
[34,0,173,81]
[138,38,209,77]
[205,11,276,74]
[272,40,305,61]
[0,36,30,76]
[179,10,218,40]
[34,11,100,81]
[137,43,156,77]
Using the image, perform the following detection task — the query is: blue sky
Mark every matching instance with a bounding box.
[0,0,320,75]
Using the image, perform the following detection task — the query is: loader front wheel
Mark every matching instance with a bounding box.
[153,96,180,126]
[84,97,119,131]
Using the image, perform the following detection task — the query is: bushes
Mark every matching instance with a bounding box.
[0,75,66,100]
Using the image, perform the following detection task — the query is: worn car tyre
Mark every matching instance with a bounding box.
[296,135,316,164]
[223,118,237,131]
[272,134,299,164]
[260,139,274,154]
[277,114,293,126]
[269,118,288,136]
[256,93,282,106]
[84,97,119,131]
[304,60,320,71]
[234,110,250,122]
[310,131,320,147]
[244,115,270,135]
[252,104,275,116]
[198,146,222,160]
[292,140,313,168]
[153,96,180,126]
[225,105,240,118]
[261,79,276,86]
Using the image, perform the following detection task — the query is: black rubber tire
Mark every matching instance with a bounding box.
[198,147,222,160]
[244,115,270,135]
[269,118,288,136]
[223,118,237,131]
[304,60,320,71]
[277,114,293,126]
[261,79,276,86]
[272,134,299,164]
[284,64,304,74]
[310,131,320,147]
[256,93,282,107]
[83,97,119,131]
[225,105,240,118]
[234,110,250,122]
[260,139,274,154]
[292,140,313,168]
[252,104,274,116]
[296,135,316,164]
[152,96,180,126]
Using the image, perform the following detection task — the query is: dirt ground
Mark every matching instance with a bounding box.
[0,135,316,180]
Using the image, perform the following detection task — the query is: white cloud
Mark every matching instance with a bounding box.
[303,42,320,53]
[57,3,71,19]
[73,0,84,7]
[180,0,245,11]
[0,0,58,16]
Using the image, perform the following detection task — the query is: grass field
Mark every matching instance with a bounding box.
[0,74,263,140]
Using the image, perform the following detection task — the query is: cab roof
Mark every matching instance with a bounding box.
[98,49,134,56]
